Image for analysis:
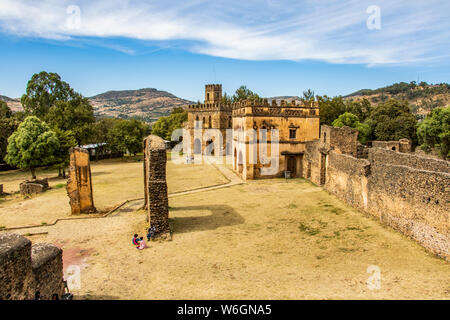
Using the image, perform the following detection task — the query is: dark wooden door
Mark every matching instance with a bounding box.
[287,156,297,177]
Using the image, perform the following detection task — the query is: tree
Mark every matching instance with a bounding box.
[232,86,259,102]
[0,100,12,118]
[107,119,150,155]
[21,71,77,117]
[317,95,347,125]
[0,118,20,163]
[46,98,95,145]
[151,107,188,141]
[21,71,95,145]
[417,106,450,159]
[222,92,232,104]
[332,112,372,144]
[301,89,315,103]
[368,99,418,144]
[345,98,372,122]
[5,116,59,179]
[53,128,77,177]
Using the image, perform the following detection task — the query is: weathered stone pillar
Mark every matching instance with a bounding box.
[66,147,96,215]
[143,135,170,238]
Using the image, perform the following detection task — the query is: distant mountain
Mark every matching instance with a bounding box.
[0,95,23,112]
[89,88,193,123]
[344,82,449,115]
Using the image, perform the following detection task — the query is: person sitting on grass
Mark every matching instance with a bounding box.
[132,234,140,247]
[147,226,156,241]
[137,237,147,250]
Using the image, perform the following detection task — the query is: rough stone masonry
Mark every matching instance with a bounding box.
[0,233,64,300]
[143,135,170,238]
[66,147,96,215]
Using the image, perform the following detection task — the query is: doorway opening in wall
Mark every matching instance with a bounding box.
[287,156,297,177]
[194,139,202,154]
[206,139,214,156]
[238,151,243,174]
[320,153,327,185]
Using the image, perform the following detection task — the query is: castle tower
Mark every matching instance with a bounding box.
[205,84,222,103]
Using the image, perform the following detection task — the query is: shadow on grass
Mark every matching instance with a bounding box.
[169,205,244,234]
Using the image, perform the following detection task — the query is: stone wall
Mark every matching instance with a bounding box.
[20,178,49,196]
[66,147,96,215]
[0,233,64,300]
[143,135,170,238]
[372,138,412,153]
[303,126,449,260]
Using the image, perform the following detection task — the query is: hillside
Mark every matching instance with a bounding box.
[1,88,194,123]
[0,95,23,112]
[89,88,193,123]
[344,82,449,115]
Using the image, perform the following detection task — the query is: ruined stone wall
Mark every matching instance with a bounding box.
[20,178,49,196]
[324,151,371,211]
[368,148,450,173]
[144,135,170,237]
[66,147,96,215]
[31,244,64,299]
[0,233,64,300]
[303,126,450,260]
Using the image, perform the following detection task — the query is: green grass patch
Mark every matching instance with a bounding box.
[299,222,320,236]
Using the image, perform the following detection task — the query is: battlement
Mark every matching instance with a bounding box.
[205,84,222,90]
[188,98,318,112]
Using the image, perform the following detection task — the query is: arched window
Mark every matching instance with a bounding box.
[208,116,212,128]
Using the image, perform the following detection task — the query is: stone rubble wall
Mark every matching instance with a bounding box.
[0,233,64,300]
[19,178,49,195]
[304,126,450,260]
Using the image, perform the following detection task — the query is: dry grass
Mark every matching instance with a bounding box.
[0,155,228,228]
[8,174,449,300]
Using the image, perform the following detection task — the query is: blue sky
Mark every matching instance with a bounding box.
[0,0,449,101]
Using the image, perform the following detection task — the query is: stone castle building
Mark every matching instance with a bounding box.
[185,84,233,156]
[185,84,320,179]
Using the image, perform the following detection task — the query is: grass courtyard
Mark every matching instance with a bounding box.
[0,156,449,299]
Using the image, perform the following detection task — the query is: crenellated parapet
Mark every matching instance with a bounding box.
[188,99,318,113]
[231,99,319,118]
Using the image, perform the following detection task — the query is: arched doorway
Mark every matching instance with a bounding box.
[194,139,202,154]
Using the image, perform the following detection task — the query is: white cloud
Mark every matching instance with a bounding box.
[0,0,449,64]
